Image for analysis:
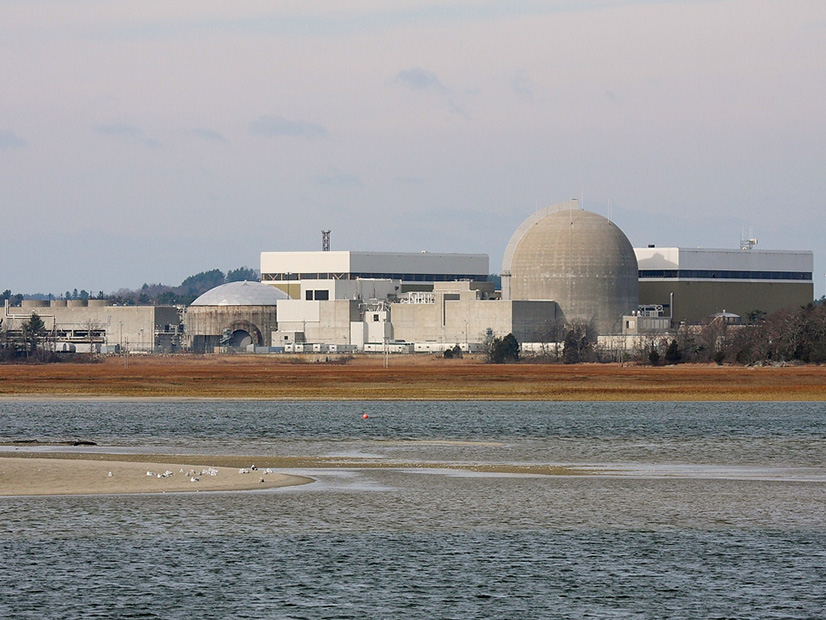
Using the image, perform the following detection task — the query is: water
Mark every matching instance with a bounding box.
[1,401,825,618]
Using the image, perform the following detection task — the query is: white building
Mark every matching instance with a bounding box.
[261,250,489,298]
[260,250,560,351]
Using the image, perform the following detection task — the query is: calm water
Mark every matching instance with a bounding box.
[1,400,825,619]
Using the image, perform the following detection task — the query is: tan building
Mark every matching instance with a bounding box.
[635,246,814,324]
[2,299,181,353]
[184,281,287,352]
[390,282,560,347]
[501,201,639,335]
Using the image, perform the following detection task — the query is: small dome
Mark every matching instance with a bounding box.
[503,201,638,334]
[191,281,289,306]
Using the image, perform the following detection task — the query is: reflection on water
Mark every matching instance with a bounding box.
[1,400,825,618]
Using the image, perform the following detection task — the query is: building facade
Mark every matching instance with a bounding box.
[2,299,182,353]
[260,251,490,298]
[635,246,814,324]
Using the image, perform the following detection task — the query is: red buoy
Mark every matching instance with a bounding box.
[362,414,369,419]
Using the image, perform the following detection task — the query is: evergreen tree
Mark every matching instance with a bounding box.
[22,312,45,355]
[488,333,519,363]
[226,267,259,282]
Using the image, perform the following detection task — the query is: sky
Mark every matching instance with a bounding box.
[1,0,825,298]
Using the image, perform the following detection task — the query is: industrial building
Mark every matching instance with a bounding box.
[186,281,288,353]
[225,200,814,354]
[501,200,639,334]
[271,278,559,353]
[2,299,182,353]
[252,201,639,352]
[261,250,489,299]
[4,199,814,356]
[635,244,814,324]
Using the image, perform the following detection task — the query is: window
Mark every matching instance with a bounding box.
[314,290,329,301]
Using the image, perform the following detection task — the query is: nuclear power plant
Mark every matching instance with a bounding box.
[501,200,640,335]
[2,200,814,354]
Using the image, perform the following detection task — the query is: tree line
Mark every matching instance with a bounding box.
[2,266,259,308]
[483,300,826,365]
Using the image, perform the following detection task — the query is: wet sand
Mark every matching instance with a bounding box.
[0,455,312,496]
[0,451,585,496]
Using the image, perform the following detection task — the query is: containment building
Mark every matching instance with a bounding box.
[501,200,639,335]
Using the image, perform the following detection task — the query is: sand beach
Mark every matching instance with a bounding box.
[0,455,312,496]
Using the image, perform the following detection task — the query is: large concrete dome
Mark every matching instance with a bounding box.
[186,281,287,352]
[502,200,638,335]
[191,281,289,306]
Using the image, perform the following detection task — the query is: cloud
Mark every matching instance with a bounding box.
[309,173,363,189]
[249,115,329,138]
[510,74,533,100]
[394,67,446,91]
[188,128,228,143]
[93,123,143,137]
[392,176,425,185]
[93,123,160,147]
[0,129,26,149]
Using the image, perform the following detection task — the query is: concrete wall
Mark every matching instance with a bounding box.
[391,285,559,345]
[274,284,557,349]
[184,305,278,352]
[3,301,181,352]
[276,299,361,345]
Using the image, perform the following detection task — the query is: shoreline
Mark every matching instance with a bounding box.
[0,454,313,496]
[0,451,586,497]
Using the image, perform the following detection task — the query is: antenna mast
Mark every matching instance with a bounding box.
[321,230,331,252]
[740,227,757,250]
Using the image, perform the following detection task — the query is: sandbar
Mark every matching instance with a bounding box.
[0,456,312,496]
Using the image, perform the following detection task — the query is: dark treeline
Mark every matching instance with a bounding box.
[486,300,826,366]
[2,266,259,307]
[623,301,826,366]
[714,301,826,365]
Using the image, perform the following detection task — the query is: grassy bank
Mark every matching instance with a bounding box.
[1,355,825,400]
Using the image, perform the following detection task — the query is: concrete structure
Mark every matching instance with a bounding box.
[391,281,560,346]
[272,280,559,351]
[502,200,639,335]
[260,251,554,352]
[2,299,181,353]
[635,246,814,324]
[621,307,672,335]
[185,281,287,352]
[260,250,489,298]
[274,298,362,347]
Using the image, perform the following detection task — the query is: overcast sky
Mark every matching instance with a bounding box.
[2,0,824,298]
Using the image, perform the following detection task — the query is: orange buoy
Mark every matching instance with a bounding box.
[362,414,369,419]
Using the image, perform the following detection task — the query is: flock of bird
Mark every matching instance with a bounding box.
[131,465,275,483]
